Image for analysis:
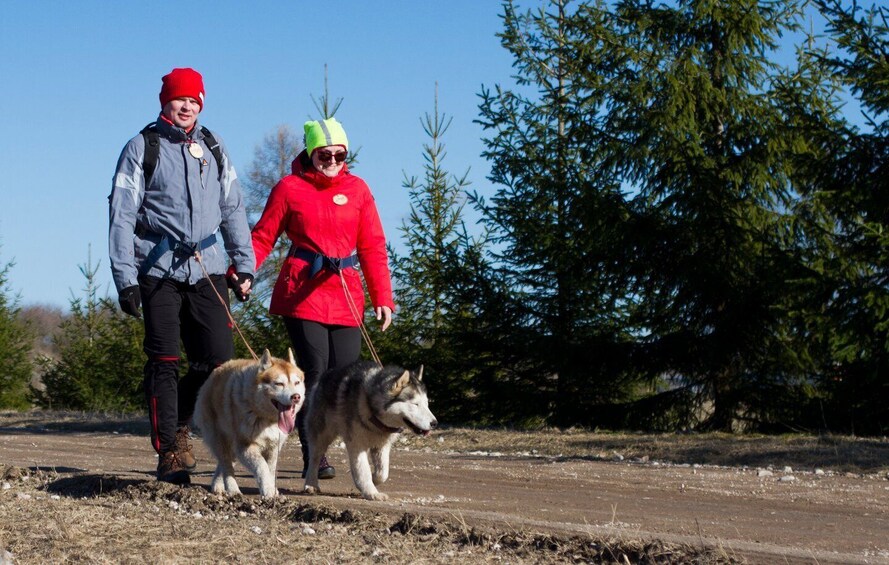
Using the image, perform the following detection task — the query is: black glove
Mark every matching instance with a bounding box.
[118,285,142,318]
[226,272,254,302]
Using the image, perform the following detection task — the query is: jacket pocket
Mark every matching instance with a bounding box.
[280,257,310,294]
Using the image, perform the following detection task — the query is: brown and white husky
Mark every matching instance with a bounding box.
[194,349,305,498]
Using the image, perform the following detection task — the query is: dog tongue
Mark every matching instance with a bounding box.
[277,403,297,434]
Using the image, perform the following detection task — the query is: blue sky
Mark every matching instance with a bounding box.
[0,1,863,309]
[0,1,518,307]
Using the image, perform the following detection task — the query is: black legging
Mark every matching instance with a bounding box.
[283,317,361,468]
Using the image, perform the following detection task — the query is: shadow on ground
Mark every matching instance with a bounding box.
[0,410,148,435]
[44,474,146,498]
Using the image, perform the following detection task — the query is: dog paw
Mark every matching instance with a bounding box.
[363,491,389,501]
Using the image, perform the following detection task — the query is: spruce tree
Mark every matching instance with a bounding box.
[793,0,889,433]
[0,254,34,410]
[383,86,493,421]
[476,0,828,428]
[34,252,144,411]
[584,0,827,430]
[475,0,647,425]
[390,86,471,346]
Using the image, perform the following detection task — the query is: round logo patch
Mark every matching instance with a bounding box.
[188,143,204,159]
[333,194,348,205]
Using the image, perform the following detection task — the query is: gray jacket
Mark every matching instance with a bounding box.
[108,117,255,293]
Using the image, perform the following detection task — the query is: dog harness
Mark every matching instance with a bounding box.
[289,247,359,278]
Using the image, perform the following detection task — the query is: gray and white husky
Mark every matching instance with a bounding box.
[302,361,437,500]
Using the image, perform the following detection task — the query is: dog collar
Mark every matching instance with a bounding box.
[370,413,403,434]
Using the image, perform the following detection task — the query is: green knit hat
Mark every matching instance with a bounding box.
[304,118,349,155]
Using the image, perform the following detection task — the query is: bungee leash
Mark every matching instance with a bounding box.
[338,271,384,367]
[193,251,259,361]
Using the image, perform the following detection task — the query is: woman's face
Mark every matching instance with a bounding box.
[311,145,347,178]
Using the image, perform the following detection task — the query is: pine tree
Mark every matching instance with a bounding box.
[475,0,830,429]
[792,0,889,433]
[34,251,144,411]
[475,0,644,425]
[0,253,34,410]
[390,85,471,345]
[382,85,492,421]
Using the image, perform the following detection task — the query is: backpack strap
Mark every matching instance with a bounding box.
[200,126,226,181]
[140,123,160,187]
[139,123,225,187]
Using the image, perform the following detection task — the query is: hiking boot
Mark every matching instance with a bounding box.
[318,455,336,480]
[157,451,191,484]
[301,455,336,479]
[175,426,196,470]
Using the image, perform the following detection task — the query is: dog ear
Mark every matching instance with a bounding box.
[391,370,410,396]
[416,365,424,382]
[260,349,272,370]
[287,347,297,367]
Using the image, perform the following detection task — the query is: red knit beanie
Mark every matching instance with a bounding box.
[159,68,205,110]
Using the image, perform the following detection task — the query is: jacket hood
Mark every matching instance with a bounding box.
[291,150,350,189]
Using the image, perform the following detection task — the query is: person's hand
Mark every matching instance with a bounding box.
[118,285,142,318]
[227,271,254,302]
[375,305,393,332]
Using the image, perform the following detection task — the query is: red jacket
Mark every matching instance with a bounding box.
[251,152,394,326]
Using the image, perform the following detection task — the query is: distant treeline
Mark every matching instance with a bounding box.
[3,1,888,435]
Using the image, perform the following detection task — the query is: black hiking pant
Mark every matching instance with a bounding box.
[140,275,234,455]
[283,317,361,469]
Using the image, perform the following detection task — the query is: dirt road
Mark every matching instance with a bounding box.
[1,416,887,564]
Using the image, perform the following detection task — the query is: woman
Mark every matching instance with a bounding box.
[250,117,394,479]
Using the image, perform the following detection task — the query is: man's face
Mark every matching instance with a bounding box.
[162,97,201,129]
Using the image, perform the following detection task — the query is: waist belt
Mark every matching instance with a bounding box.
[138,230,218,276]
[289,247,359,278]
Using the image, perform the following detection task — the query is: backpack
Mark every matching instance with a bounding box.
[140,122,225,186]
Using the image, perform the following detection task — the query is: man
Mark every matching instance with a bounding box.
[109,68,254,483]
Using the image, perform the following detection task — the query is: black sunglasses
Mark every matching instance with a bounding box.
[316,150,348,163]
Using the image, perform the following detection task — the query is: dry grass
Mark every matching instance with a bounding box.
[1,466,730,564]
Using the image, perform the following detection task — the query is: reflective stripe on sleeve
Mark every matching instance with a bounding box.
[221,154,237,199]
[113,170,143,206]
